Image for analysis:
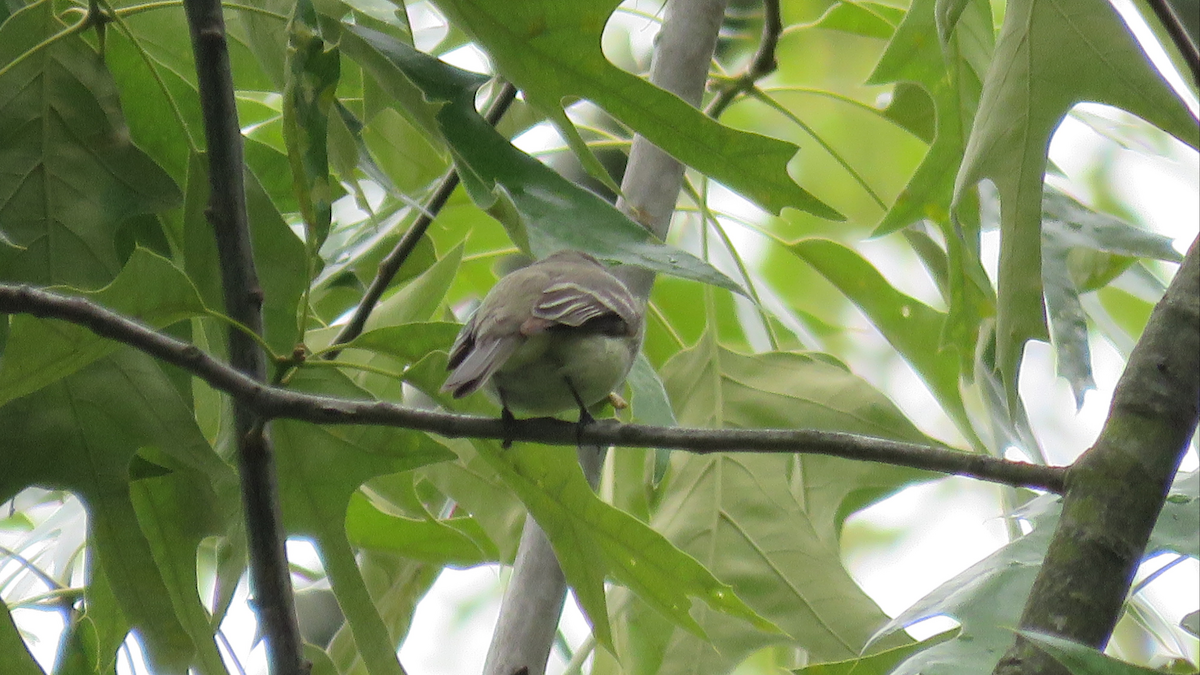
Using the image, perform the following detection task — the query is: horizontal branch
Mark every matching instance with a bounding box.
[0,283,1066,493]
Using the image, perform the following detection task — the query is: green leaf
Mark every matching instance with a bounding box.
[0,1,181,288]
[867,0,996,374]
[419,441,528,563]
[1042,238,1094,409]
[880,82,937,144]
[1018,631,1163,675]
[342,23,750,294]
[344,491,497,565]
[627,352,678,486]
[627,352,677,428]
[787,238,980,448]
[869,0,992,235]
[305,644,340,675]
[795,629,958,674]
[336,322,463,363]
[404,349,776,653]
[472,438,780,652]
[935,0,971,45]
[877,496,1060,675]
[237,0,291,88]
[0,602,44,675]
[64,561,126,675]
[104,18,203,189]
[1096,286,1155,342]
[428,0,842,219]
[358,106,449,194]
[1040,187,1184,408]
[804,1,905,39]
[954,0,1199,394]
[363,244,464,330]
[326,553,439,675]
[1042,189,1183,268]
[284,0,340,250]
[1149,471,1198,558]
[626,331,930,673]
[182,152,308,357]
[0,249,207,407]
[0,350,234,673]
[272,367,454,675]
[1181,610,1199,638]
[131,462,236,675]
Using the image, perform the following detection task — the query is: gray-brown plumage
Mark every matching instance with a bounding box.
[442,250,643,417]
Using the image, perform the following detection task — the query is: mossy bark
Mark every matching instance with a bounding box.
[994,237,1199,675]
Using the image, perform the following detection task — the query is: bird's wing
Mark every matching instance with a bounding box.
[446,312,478,371]
[533,278,640,330]
[442,333,523,398]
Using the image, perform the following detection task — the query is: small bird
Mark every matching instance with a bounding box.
[442,250,644,427]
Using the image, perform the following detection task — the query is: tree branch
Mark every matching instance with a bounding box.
[1146,0,1200,85]
[614,0,732,299]
[489,1,733,672]
[993,236,1200,675]
[326,82,519,355]
[181,0,303,672]
[704,0,781,119]
[0,283,1066,494]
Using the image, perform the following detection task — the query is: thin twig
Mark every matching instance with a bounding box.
[1146,0,1200,85]
[0,283,1068,493]
[325,81,519,355]
[704,0,781,119]
[0,544,64,594]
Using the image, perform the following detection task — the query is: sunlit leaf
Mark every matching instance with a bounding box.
[342,23,750,294]
[954,0,1199,395]
[876,496,1059,675]
[430,0,842,219]
[633,330,930,672]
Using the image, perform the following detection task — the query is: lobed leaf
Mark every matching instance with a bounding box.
[430,0,842,219]
[0,250,206,407]
[342,23,748,294]
[953,0,1199,396]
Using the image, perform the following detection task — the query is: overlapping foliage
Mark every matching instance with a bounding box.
[0,0,1196,674]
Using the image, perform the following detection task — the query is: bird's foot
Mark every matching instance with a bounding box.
[500,406,517,450]
[564,377,595,446]
[575,406,597,446]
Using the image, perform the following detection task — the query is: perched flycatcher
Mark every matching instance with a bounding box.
[442,250,644,419]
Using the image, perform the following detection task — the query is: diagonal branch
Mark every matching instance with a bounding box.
[490,1,734,672]
[0,282,1066,494]
[993,237,1200,675]
[1146,0,1200,85]
[325,82,519,355]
